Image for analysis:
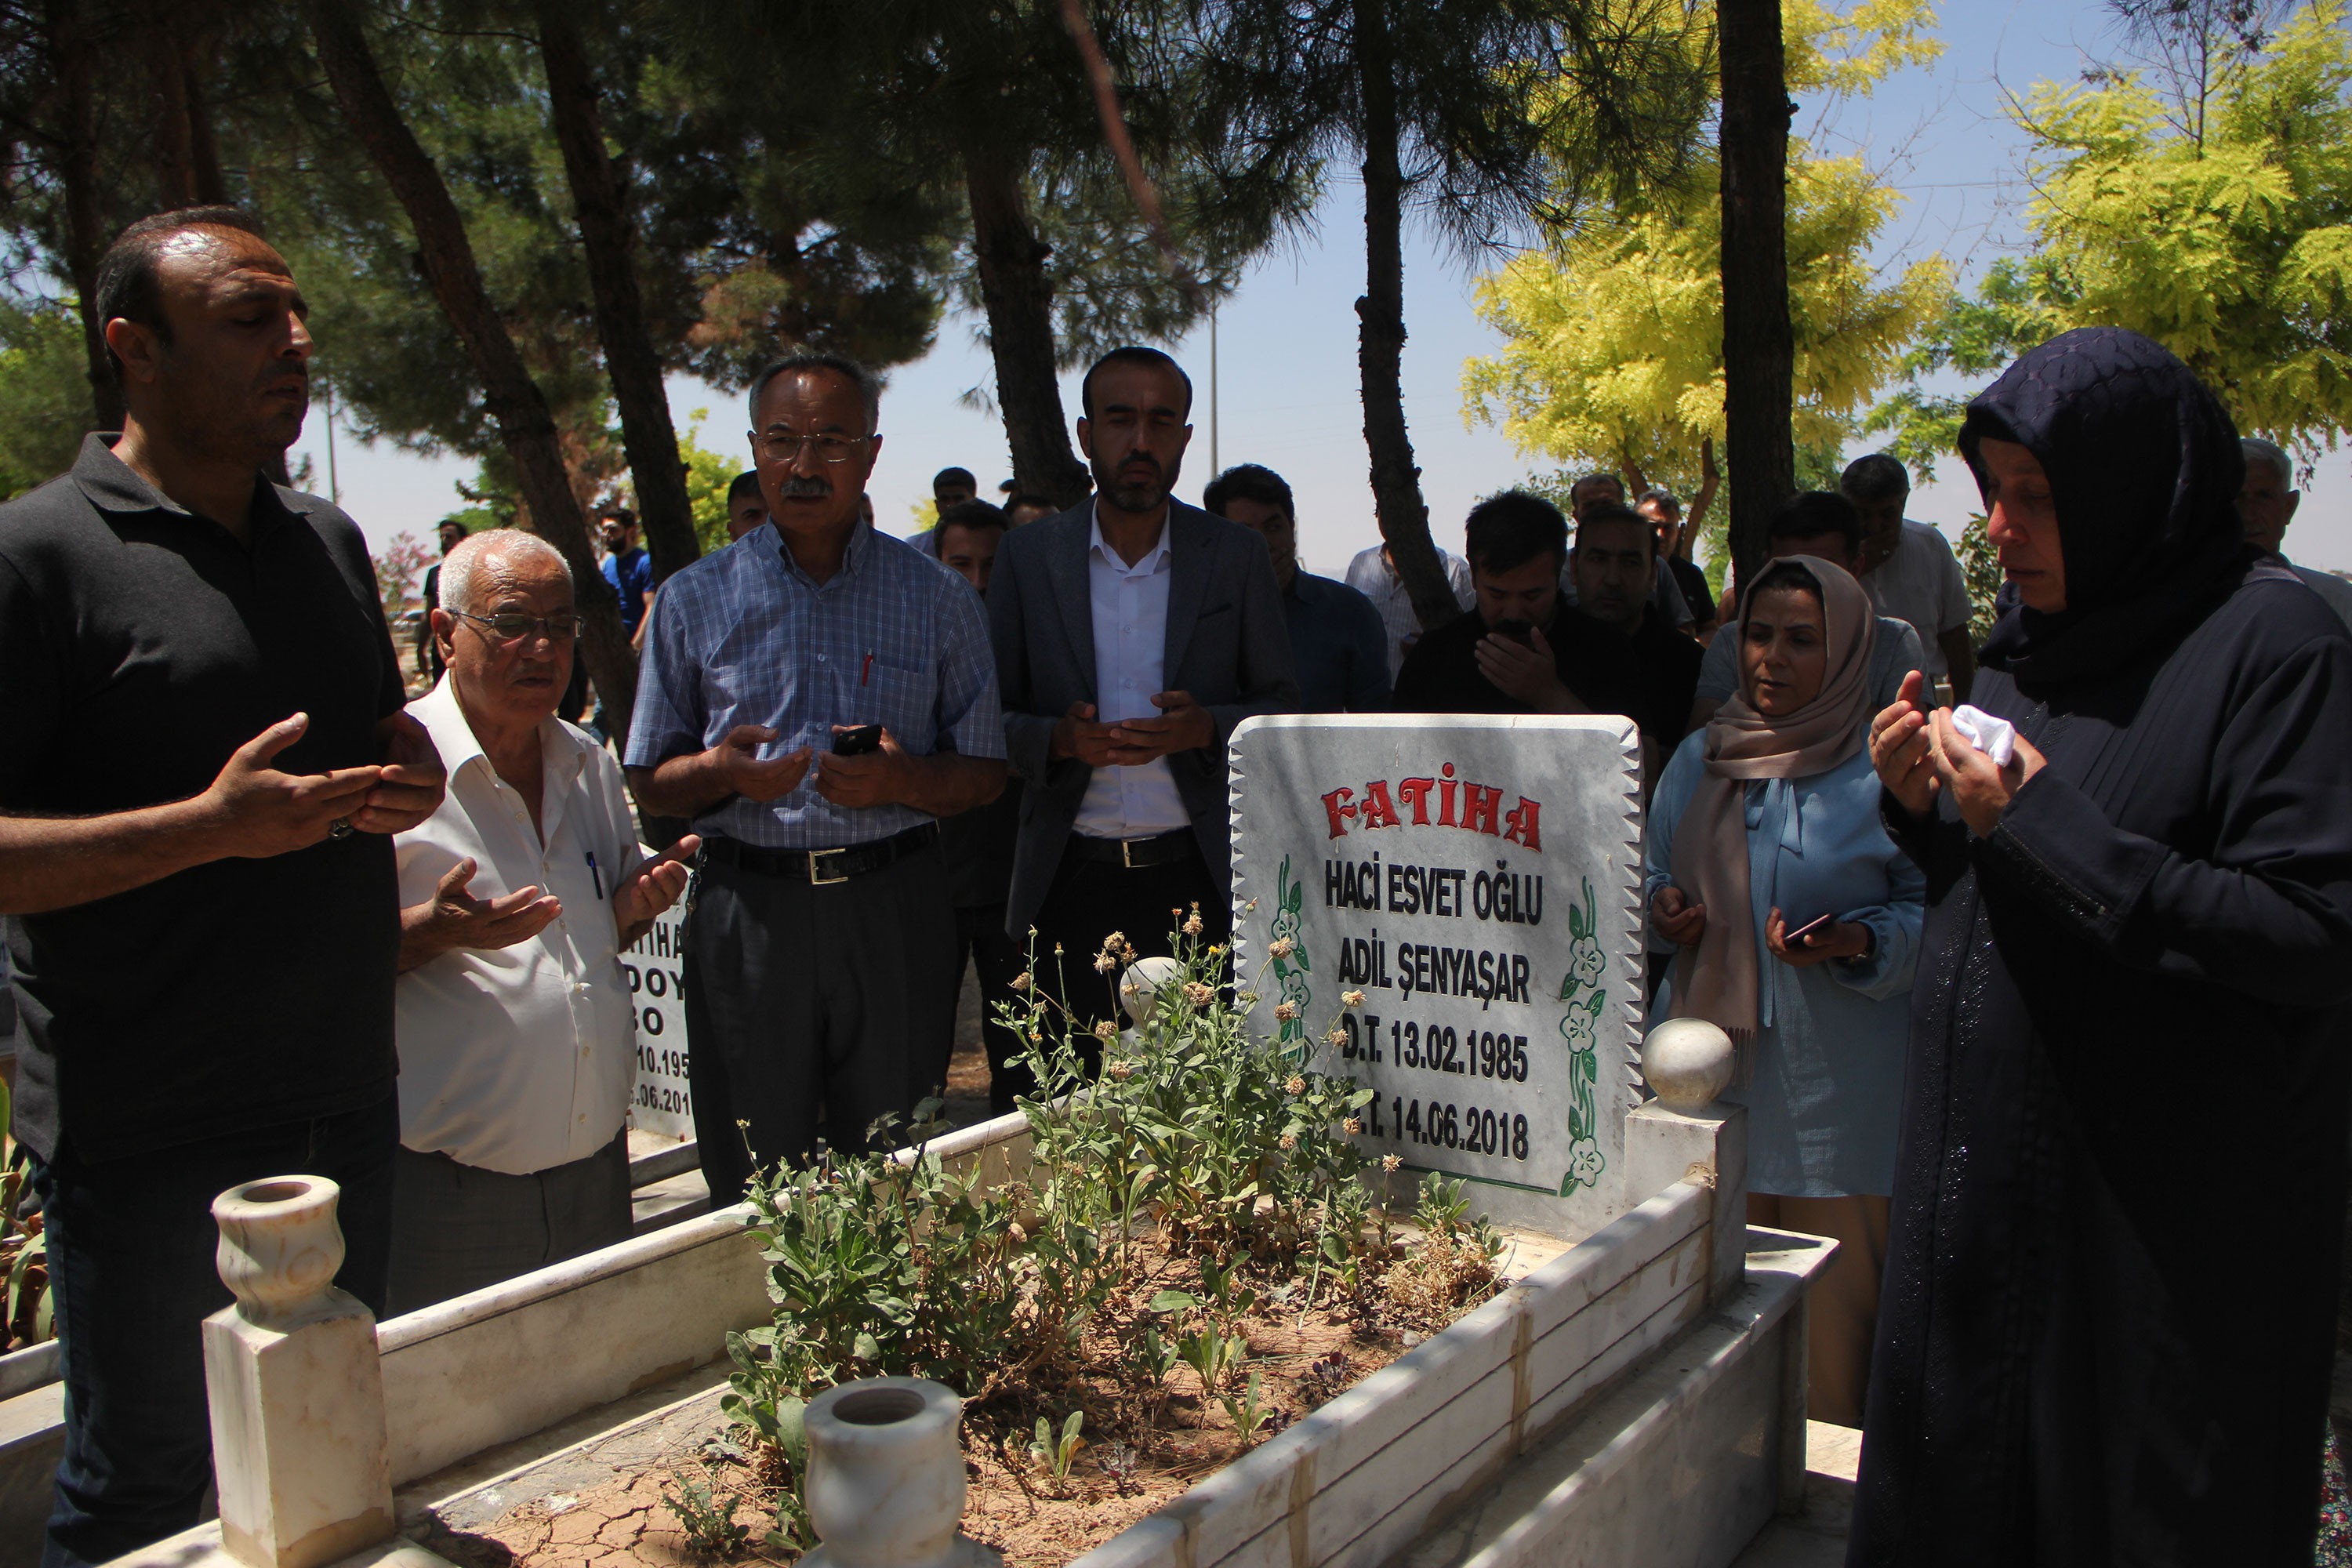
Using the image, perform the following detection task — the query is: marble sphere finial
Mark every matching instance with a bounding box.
[1118,955,1184,1025]
[1641,1018,1735,1112]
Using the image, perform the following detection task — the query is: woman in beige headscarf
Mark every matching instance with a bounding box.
[1642,511,1927,1427]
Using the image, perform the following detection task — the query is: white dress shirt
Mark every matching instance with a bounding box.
[394,678,652,1174]
[1861,520,1973,681]
[1073,507,1192,839]
[1345,543,1478,680]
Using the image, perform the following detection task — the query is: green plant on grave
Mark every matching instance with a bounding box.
[661,1462,751,1559]
[1029,1410,1085,1482]
[1178,1325,1249,1409]
[721,923,1397,1473]
[1011,918,1375,1269]
[1219,1368,1285,1447]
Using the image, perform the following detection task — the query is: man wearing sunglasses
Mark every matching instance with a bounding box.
[389,529,696,1309]
[626,351,1007,1203]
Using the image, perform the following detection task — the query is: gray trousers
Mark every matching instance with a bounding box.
[386,1131,631,1315]
[683,841,958,1206]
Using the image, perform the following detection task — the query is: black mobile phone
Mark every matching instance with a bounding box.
[1490,619,1534,647]
[1784,912,1835,946]
[832,724,883,757]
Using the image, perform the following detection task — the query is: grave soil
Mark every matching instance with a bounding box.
[442,1300,1417,1568]
[434,1055,1512,1568]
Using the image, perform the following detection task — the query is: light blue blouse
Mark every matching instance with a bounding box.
[1645,737,1926,1197]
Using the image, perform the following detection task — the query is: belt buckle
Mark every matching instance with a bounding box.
[1122,837,1137,870]
[808,847,850,885]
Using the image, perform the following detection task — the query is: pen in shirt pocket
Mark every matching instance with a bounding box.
[586,852,604,899]
[861,651,874,687]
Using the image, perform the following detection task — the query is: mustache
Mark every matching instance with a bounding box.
[775,475,833,499]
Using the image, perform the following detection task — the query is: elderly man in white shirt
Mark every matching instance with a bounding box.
[2239,437,2352,631]
[1344,540,1477,679]
[390,530,695,1312]
[1841,453,1977,702]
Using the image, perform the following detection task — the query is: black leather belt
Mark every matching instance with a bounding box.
[702,823,938,884]
[1068,828,1199,870]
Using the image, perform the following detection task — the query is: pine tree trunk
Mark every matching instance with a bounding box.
[306,2,635,740]
[1352,0,1457,633]
[964,150,1093,509]
[46,0,118,432]
[180,33,228,205]
[535,0,700,582]
[1718,0,1795,587]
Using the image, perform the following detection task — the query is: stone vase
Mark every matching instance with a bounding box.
[214,1177,347,1329]
[803,1378,996,1568]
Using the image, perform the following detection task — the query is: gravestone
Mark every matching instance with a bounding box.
[622,908,693,1140]
[1228,714,1645,1238]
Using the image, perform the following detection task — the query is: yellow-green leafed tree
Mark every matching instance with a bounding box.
[1871,2,2352,477]
[1463,0,1951,521]
[678,412,748,555]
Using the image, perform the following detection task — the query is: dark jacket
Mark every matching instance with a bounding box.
[987,499,1299,934]
[1853,328,2352,1566]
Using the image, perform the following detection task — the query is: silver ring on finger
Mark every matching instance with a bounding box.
[328,818,354,840]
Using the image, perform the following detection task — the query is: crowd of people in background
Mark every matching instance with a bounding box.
[7,209,2352,1568]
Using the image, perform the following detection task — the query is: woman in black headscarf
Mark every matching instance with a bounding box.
[1853,327,2352,1564]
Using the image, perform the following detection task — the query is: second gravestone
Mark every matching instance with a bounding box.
[622,906,693,1141]
[1229,714,1644,1238]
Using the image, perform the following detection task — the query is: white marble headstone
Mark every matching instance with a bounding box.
[622,907,693,1140]
[1229,714,1645,1237]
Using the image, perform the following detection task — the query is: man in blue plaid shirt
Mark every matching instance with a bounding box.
[626,351,1006,1201]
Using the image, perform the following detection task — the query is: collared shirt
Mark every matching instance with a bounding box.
[0,434,405,1162]
[395,679,648,1174]
[1860,520,1970,680]
[1074,508,1191,838]
[602,546,655,633]
[1284,570,1392,712]
[1345,543,1478,680]
[625,518,1004,850]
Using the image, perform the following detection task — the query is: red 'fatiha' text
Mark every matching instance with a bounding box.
[1321,763,1541,851]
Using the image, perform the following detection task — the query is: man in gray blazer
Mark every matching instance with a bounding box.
[989,347,1298,1043]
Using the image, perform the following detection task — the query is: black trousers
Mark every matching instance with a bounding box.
[1014,840,1228,1094]
[37,1098,395,1568]
[949,902,1029,1114]
[683,842,959,1205]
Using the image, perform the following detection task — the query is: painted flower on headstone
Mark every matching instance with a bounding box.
[1568,1138,1606,1189]
[1559,992,1603,1056]
[1269,855,1310,1044]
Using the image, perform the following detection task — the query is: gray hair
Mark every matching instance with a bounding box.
[2241,436,2294,489]
[746,350,882,433]
[440,528,572,617]
[1841,452,1911,503]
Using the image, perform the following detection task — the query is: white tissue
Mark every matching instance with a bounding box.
[1950,704,2016,768]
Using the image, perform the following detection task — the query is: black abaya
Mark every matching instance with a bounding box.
[1850,329,2352,1566]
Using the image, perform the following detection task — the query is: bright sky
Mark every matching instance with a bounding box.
[292,0,2352,581]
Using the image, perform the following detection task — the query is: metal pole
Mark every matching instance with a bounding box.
[1209,303,1220,476]
[323,376,341,506]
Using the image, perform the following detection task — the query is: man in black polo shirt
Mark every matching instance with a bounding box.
[1392,492,1694,781]
[0,207,445,1567]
